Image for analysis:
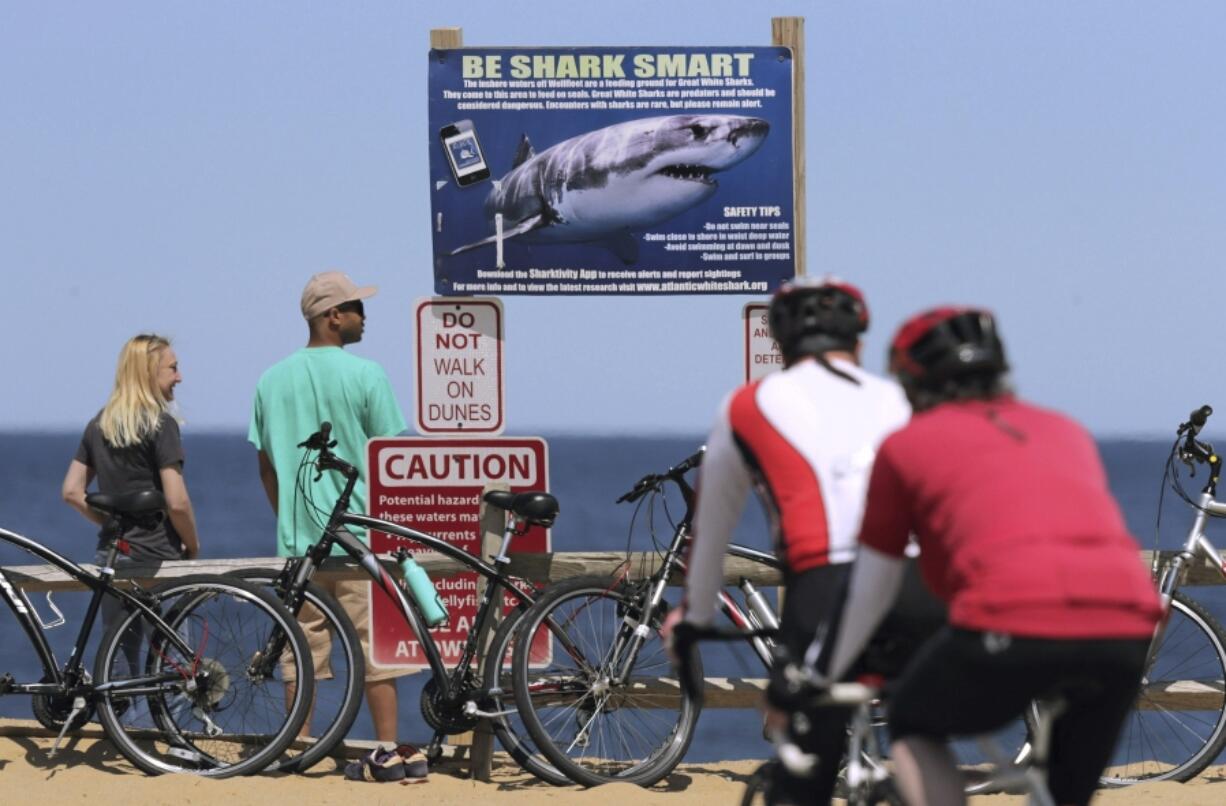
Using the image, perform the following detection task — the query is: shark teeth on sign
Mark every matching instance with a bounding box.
[659,164,716,182]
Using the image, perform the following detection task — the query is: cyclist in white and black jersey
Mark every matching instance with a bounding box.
[667,277,927,805]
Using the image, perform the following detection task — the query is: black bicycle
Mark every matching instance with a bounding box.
[0,490,314,777]
[254,423,575,782]
[509,448,785,787]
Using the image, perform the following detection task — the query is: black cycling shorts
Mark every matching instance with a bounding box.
[766,562,946,805]
[888,627,1148,806]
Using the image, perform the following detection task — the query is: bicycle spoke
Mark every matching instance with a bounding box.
[516,581,697,785]
[1102,594,1226,785]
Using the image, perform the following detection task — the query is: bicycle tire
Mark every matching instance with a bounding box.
[1101,590,1226,785]
[231,569,365,773]
[482,603,574,786]
[511,575,701,787]
[740,760,777,806]
[748,760,903,806]
[93,575,314,777]
[950,715,1034,795]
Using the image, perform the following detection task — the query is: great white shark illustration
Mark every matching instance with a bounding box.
[450,114,770,264]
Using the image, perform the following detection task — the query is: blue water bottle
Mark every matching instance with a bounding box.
[399,554,449,627]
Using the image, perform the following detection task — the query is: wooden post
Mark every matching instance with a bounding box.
[771,17,804,616]
[430,26,462,50]
[472,482,508,780]
[771,16,805,278]
[430,20,470,771]
[452,481,508,781]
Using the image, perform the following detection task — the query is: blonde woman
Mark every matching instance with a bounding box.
[62,334,200,561]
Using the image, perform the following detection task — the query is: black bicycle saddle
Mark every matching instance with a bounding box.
[86,489,167,517]
[483,490,559,527]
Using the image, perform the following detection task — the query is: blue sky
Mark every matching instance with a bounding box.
[2,2,1223,436]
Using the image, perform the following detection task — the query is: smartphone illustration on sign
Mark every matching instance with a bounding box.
[439,119,490,186]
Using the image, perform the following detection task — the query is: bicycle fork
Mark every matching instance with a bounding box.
[607,538,686,685]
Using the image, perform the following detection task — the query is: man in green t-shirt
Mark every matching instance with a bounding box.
[249,270,409,745]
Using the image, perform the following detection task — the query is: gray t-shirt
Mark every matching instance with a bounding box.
[74,412,185,560]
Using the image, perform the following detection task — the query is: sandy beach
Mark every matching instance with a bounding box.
[1,719,1222,805]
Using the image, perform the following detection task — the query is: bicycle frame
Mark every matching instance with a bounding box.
[0,526,197,698]
[604,456,782,685]
[322,513,538,700]
[284,446,544,708]
[1147,417,1226,678]
[1157,491,1226,601]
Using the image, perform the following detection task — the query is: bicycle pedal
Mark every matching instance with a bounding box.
[167,746,206,764]
[0,673,15,694]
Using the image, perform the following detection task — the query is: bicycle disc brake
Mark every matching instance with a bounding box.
[420,677,478,735]
[614,581,647,622]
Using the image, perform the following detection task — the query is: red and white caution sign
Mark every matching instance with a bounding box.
[415,297,505,435]
[365,437,549,668]
[743,302,781,382]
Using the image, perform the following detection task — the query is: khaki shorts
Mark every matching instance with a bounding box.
[282,579,412,683]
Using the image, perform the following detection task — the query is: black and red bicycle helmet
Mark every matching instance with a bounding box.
[889,307,1008,390]
[768,276,869,362]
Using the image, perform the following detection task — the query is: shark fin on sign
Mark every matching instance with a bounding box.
[512,135,536,169]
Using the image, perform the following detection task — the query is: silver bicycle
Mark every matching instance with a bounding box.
[1103,404,1226,784]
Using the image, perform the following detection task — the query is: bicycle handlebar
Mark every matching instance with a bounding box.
[616,447,706,504]
[1181,405,1213,438]
[298,422,359,481]
[297,421,334,450]
[669,622,775,707]
[1177,405,1216,466]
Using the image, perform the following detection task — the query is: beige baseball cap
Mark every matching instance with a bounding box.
[300,271,378,320]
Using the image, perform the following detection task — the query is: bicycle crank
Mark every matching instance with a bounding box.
[420,678,478,735]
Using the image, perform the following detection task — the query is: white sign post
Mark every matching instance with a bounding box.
[415,297,505,435]
[743,302,781,382]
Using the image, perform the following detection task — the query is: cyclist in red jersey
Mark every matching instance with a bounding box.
[811,307,1162,806]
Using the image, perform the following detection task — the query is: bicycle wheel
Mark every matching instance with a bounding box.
[93,575,314,777]
[740,760,778,806]
[949,716,1033,794]
[232,570,365,773]
[482,603,573,785]
[1101,591,1226,785]
[511,575,701,787]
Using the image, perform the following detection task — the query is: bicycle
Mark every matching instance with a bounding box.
[1101,404,1226,784]
[0,489,315,777]
[255,422,573,783]
[510,448,786,787]
[510,448,1031,792]
[671,623,1064,806]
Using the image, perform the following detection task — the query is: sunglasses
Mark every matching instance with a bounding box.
[335,300,365,317]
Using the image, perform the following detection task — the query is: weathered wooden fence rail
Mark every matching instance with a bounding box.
[3,549,1221,716]
[2,550,786,591]
[2,548,1222,779]
[4,549,1219,593]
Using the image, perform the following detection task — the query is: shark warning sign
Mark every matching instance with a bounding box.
[428,46,795,296]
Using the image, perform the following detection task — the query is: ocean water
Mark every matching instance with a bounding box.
[0,432,1223,765]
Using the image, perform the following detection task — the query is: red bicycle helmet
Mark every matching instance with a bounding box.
[889,307,1008,389]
